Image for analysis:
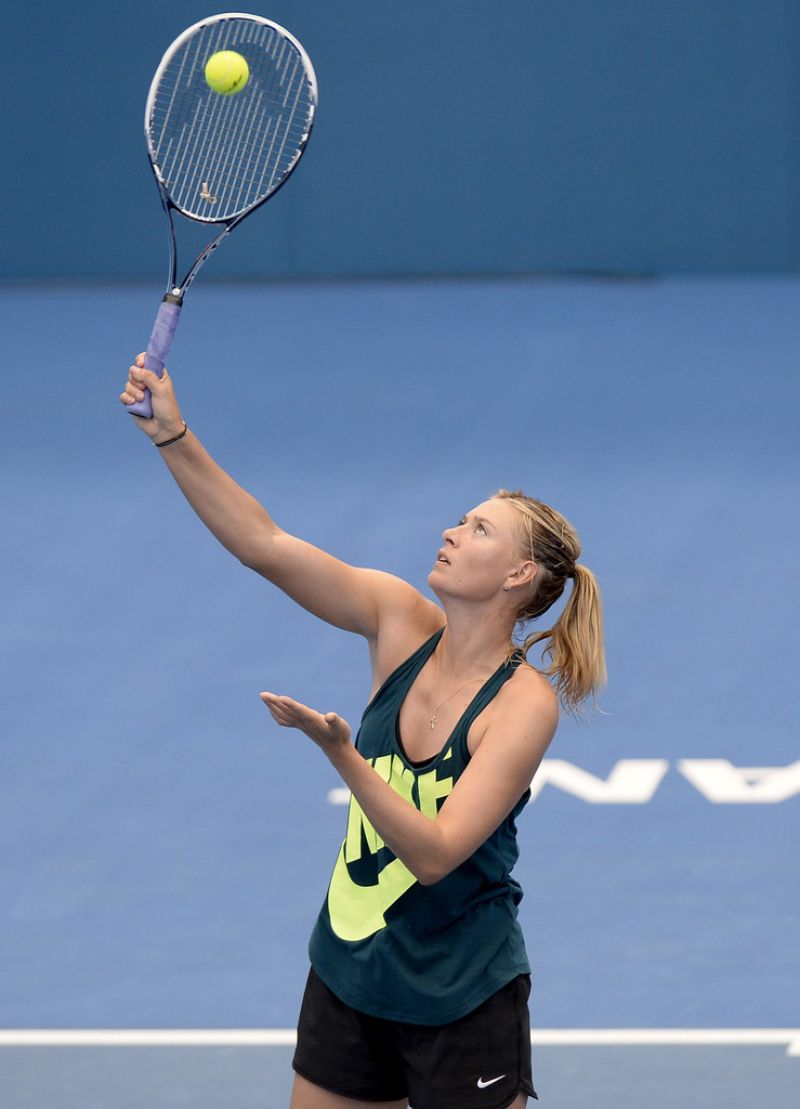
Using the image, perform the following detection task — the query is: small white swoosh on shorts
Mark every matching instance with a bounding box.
[477,1074,506,1088]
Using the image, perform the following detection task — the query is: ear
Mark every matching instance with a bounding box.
[504,560,537,592]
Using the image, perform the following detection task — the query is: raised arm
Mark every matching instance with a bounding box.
[120,356,440,642]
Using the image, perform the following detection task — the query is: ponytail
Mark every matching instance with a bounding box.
[519,563,606,714]
[495,490,606,714]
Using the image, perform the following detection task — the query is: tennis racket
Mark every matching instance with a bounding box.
[127,12,318,419]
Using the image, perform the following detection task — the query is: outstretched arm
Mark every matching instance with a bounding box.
[121,355,438,640]
[121,355,281,569]
[260,674,557,885]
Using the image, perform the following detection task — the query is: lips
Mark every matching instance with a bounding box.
[436,549,450,564]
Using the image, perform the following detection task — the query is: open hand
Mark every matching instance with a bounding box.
[260,692,352,756]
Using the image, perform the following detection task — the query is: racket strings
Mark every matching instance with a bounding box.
[149,18,315,221]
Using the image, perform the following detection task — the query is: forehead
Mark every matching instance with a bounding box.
[467,498,520,534]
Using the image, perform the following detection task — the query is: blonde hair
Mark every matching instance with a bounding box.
[495,490,606,714]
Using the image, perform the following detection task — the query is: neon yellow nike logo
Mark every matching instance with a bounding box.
[326,753,454,942]
[328,844,418,942]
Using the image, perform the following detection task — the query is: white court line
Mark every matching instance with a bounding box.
[534,1030,800,1056]
[0,1030,799,1055]
[0,1030,297,1047]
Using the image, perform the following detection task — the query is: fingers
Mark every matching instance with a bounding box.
[259,693,352,744]
[260,692,295,726]
[119,357,158,404]
[120,369,147,405]
[130,365,163,390]
[120,371,155,407]
[260,692,310,727]
[131,354,172,385]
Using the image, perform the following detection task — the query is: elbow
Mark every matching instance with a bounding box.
[416,871,443,887]
[237,525,284,575]
[412,827,458,886]
[414,857,454,887]
[238,553,271,577]
[237,550,263,572]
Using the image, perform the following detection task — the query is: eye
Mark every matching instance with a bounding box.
[476,522,487,534]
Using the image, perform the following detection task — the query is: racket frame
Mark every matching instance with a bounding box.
[127,12,317,419]
[145,11,318,302]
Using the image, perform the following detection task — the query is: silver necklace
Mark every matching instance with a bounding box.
[429,676,489,730]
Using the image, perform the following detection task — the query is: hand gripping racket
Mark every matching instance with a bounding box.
[127,12,318,418]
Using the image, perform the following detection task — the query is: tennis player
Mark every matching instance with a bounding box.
[121,356,606,1109]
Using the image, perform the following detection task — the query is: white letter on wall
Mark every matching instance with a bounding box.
[530,759,669,803]
[678,760,800,803]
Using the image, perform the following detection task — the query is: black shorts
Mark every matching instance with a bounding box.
[292,968,538,1109]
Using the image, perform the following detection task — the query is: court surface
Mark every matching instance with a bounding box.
[1,275,798,1107]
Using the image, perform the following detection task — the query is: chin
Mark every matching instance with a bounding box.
[427,573,466,606]
[427,569,450,599]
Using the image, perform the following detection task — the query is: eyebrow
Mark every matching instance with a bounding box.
[463,512,495,530]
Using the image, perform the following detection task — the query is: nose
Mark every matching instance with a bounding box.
[441,526,457,545]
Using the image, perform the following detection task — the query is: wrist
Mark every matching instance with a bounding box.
[326,737,356,773]
[154,420,188,448]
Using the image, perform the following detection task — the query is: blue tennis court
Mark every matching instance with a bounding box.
[3,0,800,1103]
[1,274,798,1106]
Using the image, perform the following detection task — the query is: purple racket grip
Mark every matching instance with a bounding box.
[127,298,182,419]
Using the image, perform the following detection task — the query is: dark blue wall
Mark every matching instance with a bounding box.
[3,0,799,278]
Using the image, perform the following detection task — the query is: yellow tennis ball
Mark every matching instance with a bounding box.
[204,51,249,96]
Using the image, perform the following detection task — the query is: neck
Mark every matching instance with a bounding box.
[433,603,515,681]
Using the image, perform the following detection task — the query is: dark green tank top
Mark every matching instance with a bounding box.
[308,627,532,1025]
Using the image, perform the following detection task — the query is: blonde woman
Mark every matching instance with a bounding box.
[121,356,606,1109]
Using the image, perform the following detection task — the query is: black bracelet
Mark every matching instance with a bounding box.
[154,421,188,448]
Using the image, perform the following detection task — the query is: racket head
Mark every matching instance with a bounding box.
[145,13,317,224]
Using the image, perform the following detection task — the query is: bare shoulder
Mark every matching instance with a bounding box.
[506,662,559,719]
[469,662,558,758]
